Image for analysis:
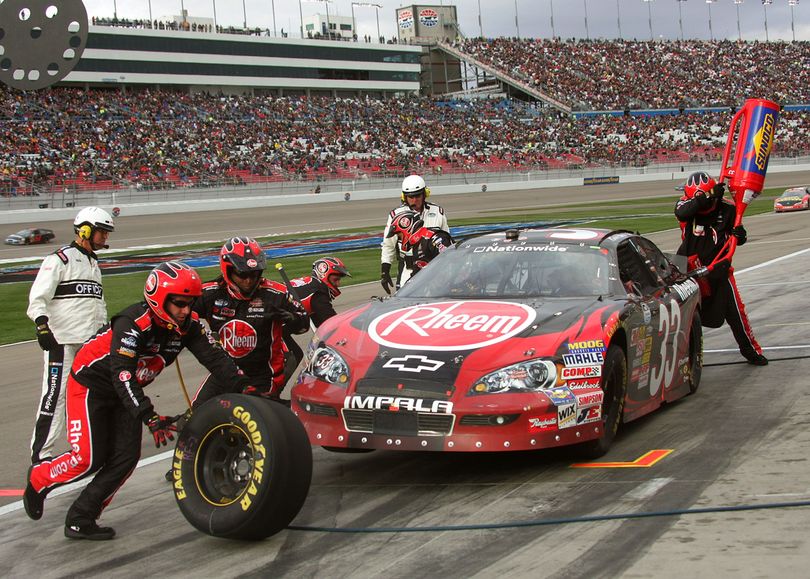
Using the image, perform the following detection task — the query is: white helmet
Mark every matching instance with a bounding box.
[74,206,115,236]
[401,174,427,197]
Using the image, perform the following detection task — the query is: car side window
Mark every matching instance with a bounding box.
[634,237,675,283]
[616,240,660,296]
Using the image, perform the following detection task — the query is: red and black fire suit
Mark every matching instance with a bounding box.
[279,275,339,377]
[27,303,249,527]
[675,195,763,360]
[191,278,309,405]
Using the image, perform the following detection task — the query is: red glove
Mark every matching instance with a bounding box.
[145,413,178,448]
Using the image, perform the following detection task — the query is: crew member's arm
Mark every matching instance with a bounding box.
[108,316,154,420]
[27,253,64,323]
[309,289,337,328]
[184,317,251,392]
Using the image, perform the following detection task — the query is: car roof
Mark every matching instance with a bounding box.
[781,187,809,195]
[460,227,634,250]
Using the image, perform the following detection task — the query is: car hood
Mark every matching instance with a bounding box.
[5,235,23,242]
[320,296,619,378]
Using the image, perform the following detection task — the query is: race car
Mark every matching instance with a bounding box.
[292,227,703,458]
[773,187,810,212]
[4,228,55,245]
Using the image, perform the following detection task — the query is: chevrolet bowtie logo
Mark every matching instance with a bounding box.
[383,355,445,373]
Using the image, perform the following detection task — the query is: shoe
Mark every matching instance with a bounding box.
[65,521,116,541]
[744,353,768,366]
[165,468,173,482]
[23,466,45,521]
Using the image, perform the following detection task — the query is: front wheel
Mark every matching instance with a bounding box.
[172,394,312,540]
[576,344,627,459]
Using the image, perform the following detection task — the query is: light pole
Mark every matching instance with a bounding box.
[616,0,622,39]
[147,0,153,25]
[113,0,118,20]
[478,0,483,38]
[352,3,382,43]
[550,0,556,39]
[762,0,772,42]
[271,0,277,36]
[211,0,217,29]
[514,0,520,39]
[789,0,799,42]
[298,0,304,38]
[642,0,653,41]
[734,0,743,41]
[706,0,716,41]
[180,0,187,27]
[241,0,247,29]
[676,0,686,41]
[583,0,589,40]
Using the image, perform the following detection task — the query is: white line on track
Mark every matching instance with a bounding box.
[622,477,673,501]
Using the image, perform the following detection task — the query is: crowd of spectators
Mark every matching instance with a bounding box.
[1,84,808,196]
[454,38,810,111]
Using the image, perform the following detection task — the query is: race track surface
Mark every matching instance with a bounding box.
[2,176,810,577]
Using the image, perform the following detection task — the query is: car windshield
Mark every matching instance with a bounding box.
[397,242,612,299]
[13,230,32,236]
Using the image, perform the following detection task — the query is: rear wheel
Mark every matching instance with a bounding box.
[172,394,312,540]
[576,345,627,459]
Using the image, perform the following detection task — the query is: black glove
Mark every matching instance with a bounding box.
[381,262,394,295]
[732,225,747,245]
[34,316,59,351]
[145,413,177,448]
[711,182,726,199]
[694,191,713,210]
[708,259,731,282]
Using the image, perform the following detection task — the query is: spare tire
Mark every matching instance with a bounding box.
[171,394,312,540]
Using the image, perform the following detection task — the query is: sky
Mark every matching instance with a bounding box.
[80,0,809,42]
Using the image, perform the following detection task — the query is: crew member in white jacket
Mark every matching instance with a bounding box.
[381,175,448,293]
[26,207,114,464]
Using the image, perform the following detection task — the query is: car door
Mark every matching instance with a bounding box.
[616,237,672,418]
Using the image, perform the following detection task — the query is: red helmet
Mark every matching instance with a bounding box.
[385,209,424,251]
[144,261,202,334]
[312,256,351,298]
[220,237,266,300]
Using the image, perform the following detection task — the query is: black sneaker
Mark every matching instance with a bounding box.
[744,353,769,366]
[65,521,116,541]
[165,468,173,482]
[23,466,45,521]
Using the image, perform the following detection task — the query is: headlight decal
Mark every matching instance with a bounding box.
[306,346,350,386]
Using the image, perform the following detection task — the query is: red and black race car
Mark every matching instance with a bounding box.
[292,228,703,457]
[4,227,55,245]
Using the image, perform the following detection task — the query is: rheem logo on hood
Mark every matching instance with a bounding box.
[369,301,535,351]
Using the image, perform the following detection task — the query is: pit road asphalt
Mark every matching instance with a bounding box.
[2,174,810,577]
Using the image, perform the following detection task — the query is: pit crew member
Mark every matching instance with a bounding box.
[27,206,115,465]
[23,262,252,540]
[675,171,767,365]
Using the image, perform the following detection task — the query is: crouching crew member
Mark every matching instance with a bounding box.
[23,262,251,540]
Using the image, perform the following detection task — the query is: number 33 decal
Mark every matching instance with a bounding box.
[649,299,681,396]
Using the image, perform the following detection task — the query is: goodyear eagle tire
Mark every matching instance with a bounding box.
[171,394,312,540]
[576,345,627,459]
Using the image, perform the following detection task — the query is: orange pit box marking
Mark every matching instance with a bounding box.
[570,449,673,469]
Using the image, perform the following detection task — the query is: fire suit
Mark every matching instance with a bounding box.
[27,242,108,463]
[381,202,448,286]
[27,302,248,527]
[191,278,309,406]
[675,195,763,359]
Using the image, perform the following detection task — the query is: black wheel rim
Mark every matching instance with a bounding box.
[195,424,254,506]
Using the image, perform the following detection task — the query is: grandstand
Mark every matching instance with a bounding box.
[1,13,809,203]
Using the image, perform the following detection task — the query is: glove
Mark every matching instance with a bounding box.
[381,262,394,295]
[145,413,177,448]
[708,259,731,282]
[711,182,726,199]
[34,316,59,351]
[243,385,275,398]
[694,191,713,209]
[732,225,747,245]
